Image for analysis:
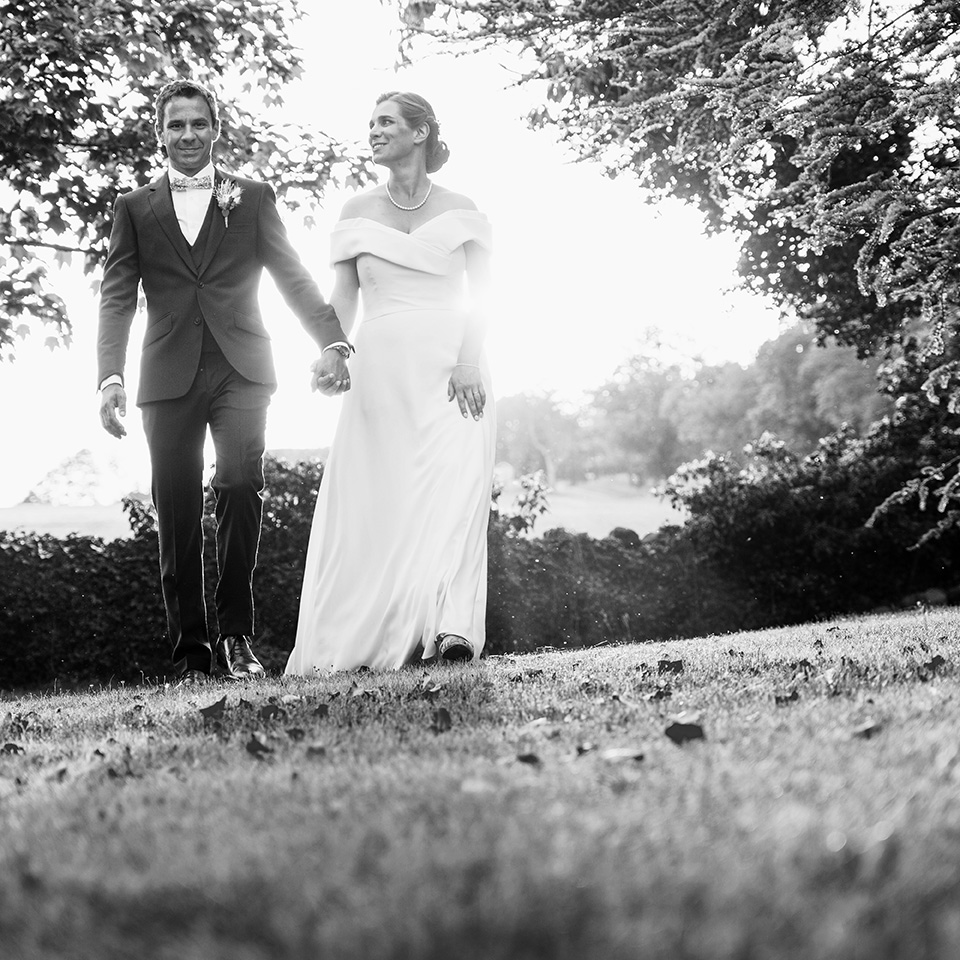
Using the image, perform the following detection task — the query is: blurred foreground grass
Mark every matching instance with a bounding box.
[2,607,960,959]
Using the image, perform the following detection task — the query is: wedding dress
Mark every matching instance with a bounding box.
[284,209,495,672]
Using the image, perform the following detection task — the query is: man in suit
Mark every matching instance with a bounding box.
[98,79,351,684]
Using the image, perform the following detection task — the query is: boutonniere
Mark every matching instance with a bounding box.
[215,179,243,227]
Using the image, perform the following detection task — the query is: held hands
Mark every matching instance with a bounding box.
[99,384,127,438]
[311,351,351,396]
[448,363,486,420]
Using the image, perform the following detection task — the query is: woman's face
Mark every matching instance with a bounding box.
[368,100,423,166]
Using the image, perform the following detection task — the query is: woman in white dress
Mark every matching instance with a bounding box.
[284,92,496,674]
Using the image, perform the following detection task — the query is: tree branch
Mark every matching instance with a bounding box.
[1,238,92,254]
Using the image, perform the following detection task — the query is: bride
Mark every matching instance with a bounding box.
[284,91,496,673]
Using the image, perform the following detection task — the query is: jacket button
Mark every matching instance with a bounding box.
[198,282,205,288]
[194,318,201,326]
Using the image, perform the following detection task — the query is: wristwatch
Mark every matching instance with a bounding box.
[323,342,352,360]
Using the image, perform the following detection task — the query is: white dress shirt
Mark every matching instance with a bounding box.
[170,160,215,245]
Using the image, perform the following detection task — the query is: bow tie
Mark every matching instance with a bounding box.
[170,175,213,192]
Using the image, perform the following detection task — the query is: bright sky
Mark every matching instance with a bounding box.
[0,0,781,507]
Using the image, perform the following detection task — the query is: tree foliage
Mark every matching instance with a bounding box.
[397,0,960,359]
[394,0,960,533]
[0,0,372,360]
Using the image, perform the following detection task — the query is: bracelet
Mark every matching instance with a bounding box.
[455,363,480,369]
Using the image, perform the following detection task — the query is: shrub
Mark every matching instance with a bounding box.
[662,427,960,625]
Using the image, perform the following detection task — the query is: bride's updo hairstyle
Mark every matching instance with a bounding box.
[376,91,450,173]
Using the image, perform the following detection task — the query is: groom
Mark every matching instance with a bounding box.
[98,79,351,684]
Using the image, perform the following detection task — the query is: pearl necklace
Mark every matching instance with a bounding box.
[386,180,433,211]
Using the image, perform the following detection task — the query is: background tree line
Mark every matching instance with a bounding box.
[498,322,891,486]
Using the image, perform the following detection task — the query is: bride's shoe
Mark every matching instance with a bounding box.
[438,634,474,662]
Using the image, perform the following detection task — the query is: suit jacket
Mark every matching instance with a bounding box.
[97,170,346,404]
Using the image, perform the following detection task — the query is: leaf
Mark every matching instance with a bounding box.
[1,743,24,755]
[852,720,883,740]
[775,690,800,706]
[245,733,273,759]
[348,682,374,699]
[516,752,542,766]
[305,743,327,759]
[286,727,306,742]
[313,703,330,718]
[665,713,705,745]
[920,654,948,679]
[419,678,444,700]
[258,704,285,721]
[431,707,453,734]
[599,747,645,763]
[646,684,672,701]
[198,695,227,720]
[658,658,684,675]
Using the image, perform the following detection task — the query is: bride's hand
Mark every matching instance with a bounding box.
[448,363,485,420]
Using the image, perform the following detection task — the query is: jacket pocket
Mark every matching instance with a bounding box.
[143,313,173,346]
[233,311,270,339]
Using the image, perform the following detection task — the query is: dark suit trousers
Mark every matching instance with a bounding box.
[141,346,271,673]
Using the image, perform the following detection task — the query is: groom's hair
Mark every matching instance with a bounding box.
[154,80,221,142]
[376,91,450,173]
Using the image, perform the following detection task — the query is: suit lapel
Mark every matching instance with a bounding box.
[148,174,197,274]
[197,170,228,277]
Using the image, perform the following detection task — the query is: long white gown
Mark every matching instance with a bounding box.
[284,209,496,673]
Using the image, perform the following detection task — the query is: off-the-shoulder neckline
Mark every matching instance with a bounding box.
[335,208,487,236]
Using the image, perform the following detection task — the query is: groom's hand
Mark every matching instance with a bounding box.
[99,384,127,438]
[311,353,351,396]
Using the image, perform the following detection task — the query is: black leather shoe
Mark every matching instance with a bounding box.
[216,635,265,678]
[177,668,209,687]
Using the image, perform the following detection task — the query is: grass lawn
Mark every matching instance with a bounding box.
[2,608,960,959]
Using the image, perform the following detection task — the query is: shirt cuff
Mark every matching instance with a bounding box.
[322,341,354,355]
[99,374,124,392]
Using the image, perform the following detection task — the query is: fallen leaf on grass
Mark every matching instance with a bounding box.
[431,707,452,734]
[852,720,883,740]
[286,727,306,742]
[258,704,285,721]
[245,733,273,759]
[658,659,684,675]
[305,743,327,759]
[599,747,645,763]
[419,678,444,700]
[646,685,672,702]
[313,703,330,719]
[516,752,542,766]
[199,696,227,721]
[919,655,948,680]
[665,713,705,745]
[348,682,375,699]
[1,743,24,755]
[775,690,800,706]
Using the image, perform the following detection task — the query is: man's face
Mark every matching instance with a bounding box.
[161,96,218,176]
